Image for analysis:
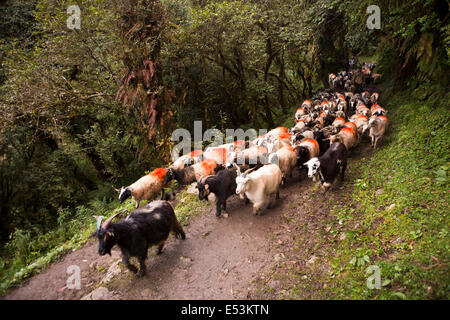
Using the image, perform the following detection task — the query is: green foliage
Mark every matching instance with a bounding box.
[0,198,116,294]
[0,0,37,41]
[0,0,159,242]
[163,0,318,130]
[114,0,176,160]
[173,189,209,226]
[381,0,448,91]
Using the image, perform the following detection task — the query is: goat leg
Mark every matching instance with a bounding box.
[374,136,380,149]
[215,201,222,217]
[156,241,165,255]
[320,180,332,194]
[137,256,146,277]
[340,162,347,181]
[122,256,138,274]
[267,194,276,209]
[172,221,186,240]
[253,201,264,215]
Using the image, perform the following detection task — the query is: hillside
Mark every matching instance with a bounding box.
[0,0,448,300]
[3,83,449,300]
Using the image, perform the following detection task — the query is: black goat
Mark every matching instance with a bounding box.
[196,168,237,217]
[323,113,336,127]
[313,129,331,156]
[163,159,223,186]
[92,200,185,277]
[294,138,320,171]
[304,142,347,191]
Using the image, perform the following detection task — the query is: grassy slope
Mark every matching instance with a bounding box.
[252,89,449,300]
[276,90,449,300]
[323,90,449,299]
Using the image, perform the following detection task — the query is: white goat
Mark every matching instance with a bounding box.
[369,115,388,149]
[235,164,282,215]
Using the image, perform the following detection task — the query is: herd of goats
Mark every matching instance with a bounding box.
[92,64,388,277]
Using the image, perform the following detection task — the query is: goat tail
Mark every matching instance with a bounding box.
[172,220,186,240]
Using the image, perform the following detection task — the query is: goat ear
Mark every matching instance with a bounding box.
[114,187,121,193]
[204,184,209,190]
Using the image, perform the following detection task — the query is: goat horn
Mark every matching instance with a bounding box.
[202,175,214,183]
[233,163,241,175]
[244,167,256,175]
[101,210,128,230]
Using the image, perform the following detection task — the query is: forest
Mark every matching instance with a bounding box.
[0,0,448,299]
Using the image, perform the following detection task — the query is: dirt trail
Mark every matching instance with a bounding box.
[3,171,313,300]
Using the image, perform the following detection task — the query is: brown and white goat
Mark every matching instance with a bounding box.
[268,146,298,184]
[329,127,358,151]
[170,150,204,170]
[164,159,221,186]
[354,114,369,136]
[116,168,167,208]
